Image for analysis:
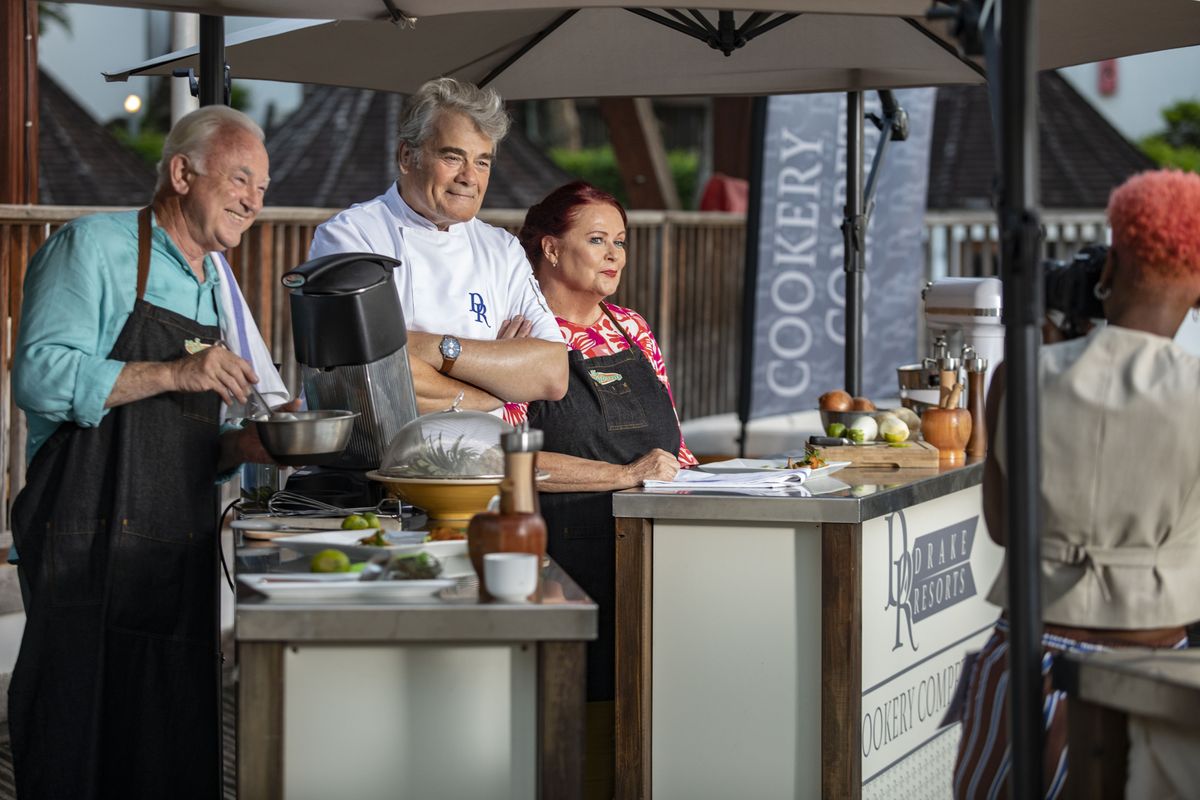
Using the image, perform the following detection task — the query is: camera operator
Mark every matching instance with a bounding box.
[954,168,1200,799]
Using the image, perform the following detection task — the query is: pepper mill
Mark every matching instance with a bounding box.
[937,352,961,408]
[467,425,547,601]
[965,351,988,458]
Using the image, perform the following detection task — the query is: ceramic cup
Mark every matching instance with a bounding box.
[483,552,539,602]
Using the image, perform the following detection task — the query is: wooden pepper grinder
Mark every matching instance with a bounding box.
[467,425,547,601]
[965,351,988,458]
[937,351,961,408]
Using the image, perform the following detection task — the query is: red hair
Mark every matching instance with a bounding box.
[1107,169,1200,289]
[519,181,628,268]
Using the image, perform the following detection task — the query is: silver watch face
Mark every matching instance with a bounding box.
[440,335,462,359]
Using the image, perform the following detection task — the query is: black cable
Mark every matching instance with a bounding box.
[218,497,241,593]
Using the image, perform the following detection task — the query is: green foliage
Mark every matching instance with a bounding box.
[549,146,701,210]
[109,127,167,169]
[1139,100,1200,174]
[38,2,70,37]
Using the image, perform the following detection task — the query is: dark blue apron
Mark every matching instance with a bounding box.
[9,208,224,799]
[528,304,681,701]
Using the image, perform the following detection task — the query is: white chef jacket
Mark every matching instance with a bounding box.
[309,183,563,345]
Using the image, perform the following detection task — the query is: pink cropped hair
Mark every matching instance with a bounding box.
[1107,168,1200,289]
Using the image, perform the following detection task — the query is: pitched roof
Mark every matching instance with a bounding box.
[927,71,1156,210]
[264,85,571,209]
[37,70,156,206]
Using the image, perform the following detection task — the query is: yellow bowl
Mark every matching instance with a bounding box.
[366,471,501,531]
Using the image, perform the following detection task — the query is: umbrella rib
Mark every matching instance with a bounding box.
[739,13,799,42]
[477,9,578,89]
[903,17,987,78]
[686,9,719,35]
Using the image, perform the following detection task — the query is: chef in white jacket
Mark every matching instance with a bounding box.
[310,78,567,413]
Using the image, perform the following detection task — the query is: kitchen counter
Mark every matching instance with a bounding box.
[613,461,984,523]
[611,460,1002,800]
[236,553,597,800]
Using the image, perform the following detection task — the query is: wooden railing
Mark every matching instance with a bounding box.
[0,204,1108,522]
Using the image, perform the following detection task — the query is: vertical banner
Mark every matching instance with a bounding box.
[742,89,936,421]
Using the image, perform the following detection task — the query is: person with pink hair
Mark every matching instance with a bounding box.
[953,168,1200,799]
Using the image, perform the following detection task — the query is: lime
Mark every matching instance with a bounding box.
[310,549,351,573]
[362,512,382,529]
[348,562,367,573]
[827,422,846,438]
[846,428,865,444]
[341,514,370,530]
[882,431,907,444]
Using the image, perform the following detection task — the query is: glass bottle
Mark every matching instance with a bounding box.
[467,426,547,600]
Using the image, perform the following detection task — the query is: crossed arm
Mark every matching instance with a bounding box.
[406,316,568,413]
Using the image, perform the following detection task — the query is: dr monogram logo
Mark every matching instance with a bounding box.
[884,511,979,652]
[468,292,490,327]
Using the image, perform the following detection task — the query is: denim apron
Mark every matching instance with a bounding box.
[9,208,223,799]
[528,304,681,701]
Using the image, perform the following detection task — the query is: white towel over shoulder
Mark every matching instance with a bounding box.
[214,252,290,421]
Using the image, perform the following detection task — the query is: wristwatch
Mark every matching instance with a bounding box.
[438,335,462,375]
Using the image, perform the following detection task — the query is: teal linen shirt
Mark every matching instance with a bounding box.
[13,210,225,463]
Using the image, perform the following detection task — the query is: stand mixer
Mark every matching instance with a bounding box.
[898,277,1004,410]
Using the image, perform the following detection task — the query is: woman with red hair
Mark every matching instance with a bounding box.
[505,181,696,797]
[953,168,1200,799]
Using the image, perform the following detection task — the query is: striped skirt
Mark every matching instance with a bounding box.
[951,618,1188,800]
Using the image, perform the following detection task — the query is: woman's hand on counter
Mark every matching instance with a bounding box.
[537,448,681,493]
[622,449,680,486]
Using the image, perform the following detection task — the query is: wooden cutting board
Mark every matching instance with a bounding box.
[812,438,940,469]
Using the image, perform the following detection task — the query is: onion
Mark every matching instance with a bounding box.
[819,390,853,411]
[849,415,878,443]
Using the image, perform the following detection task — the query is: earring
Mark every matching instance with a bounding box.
[1093,283,1112,301]
[550,258,559,268]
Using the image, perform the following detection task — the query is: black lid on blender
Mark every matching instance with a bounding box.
[282,253,407,368]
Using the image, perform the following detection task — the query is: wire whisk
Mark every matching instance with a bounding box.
[266,490,381,518]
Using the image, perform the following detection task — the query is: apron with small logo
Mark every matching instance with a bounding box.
[528,304,681,700]
[8,208,223,799]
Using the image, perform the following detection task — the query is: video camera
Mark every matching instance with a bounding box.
[1043,244,1108,339]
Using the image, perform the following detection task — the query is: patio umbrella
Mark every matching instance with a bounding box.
[105,10,986,98]
[101,2,1200,96]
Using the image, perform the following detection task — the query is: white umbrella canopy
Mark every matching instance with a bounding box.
[106,9,985,99]
[82,0,934,22]
[103,2,1200,99]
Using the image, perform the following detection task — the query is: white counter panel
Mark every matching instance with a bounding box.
[282,643,536,800]
[651,520,823,799]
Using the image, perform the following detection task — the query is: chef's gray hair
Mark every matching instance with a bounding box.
[396,78,510,166]
[155,106,265,193]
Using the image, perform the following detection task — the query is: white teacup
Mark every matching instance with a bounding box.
[483,552,539,602]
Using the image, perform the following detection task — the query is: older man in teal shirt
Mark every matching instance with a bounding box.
[8,105,286,800]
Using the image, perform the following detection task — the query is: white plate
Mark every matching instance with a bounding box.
[698,459,852,479]
[272,531,473,577]
[238,573,455,603]
[366,470,550,484]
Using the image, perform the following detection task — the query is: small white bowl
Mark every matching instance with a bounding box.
[483,552,538,602]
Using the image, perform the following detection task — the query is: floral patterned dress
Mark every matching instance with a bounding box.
[503,302,697,467]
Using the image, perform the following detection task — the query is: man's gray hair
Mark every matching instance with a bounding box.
[396,78,510,166]
[155,105,265,193]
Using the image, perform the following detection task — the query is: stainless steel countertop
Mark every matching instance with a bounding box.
[236,558,597,644]
[612,461,983,523]
[1056,649,1200,730]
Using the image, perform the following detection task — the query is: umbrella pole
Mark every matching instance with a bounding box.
[199,15,227,107]
[997,0,1045,796]
[843,91,865,397]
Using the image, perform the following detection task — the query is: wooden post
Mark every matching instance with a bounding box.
[598,98,680,210]
[1,0,38,205]
[711,97,753,180]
